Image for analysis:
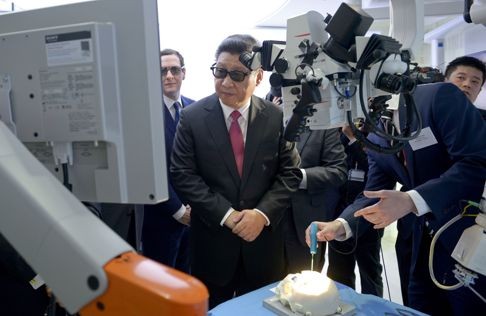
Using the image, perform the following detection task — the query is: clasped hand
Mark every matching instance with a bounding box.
[226,209,266,242]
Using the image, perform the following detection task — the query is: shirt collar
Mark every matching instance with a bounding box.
[163,95,182,109]
[220,99,251,122]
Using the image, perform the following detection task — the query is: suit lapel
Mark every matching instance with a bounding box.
[204,96,241,186]
[241,97,269,188]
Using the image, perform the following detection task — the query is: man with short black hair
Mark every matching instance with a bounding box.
[306,63,486,314]
[444,55,485,103]
[171,34,301,308]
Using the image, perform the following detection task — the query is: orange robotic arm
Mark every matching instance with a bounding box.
[0,121,208,315]
[80,252,208,316]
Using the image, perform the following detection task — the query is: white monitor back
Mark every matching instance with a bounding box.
[0,0,167,204]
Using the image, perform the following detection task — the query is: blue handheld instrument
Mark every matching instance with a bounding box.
[310,222,318,271]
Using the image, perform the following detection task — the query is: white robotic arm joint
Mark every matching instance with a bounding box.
[242,3,421,154]
[464,0,486,26]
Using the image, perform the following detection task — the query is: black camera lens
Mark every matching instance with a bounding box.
[376,73,416,94]
[402,76,416,93]
[376,73,402,93]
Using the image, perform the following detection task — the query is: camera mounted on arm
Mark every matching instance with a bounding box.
[241,2,423,154]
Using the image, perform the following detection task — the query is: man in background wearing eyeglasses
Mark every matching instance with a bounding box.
[141,48,194,274]
[170,34,301,309]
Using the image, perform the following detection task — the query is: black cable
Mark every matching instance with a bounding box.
[348,68,423,154]
[327,216,360,256]
[83,202,103,219]
[61,163,73,192]
[380,243,392,301]
[348,110,405,154]
[359,69,422,143]
[295,63,312,79]
[369,93,422,142]
[333,80,357,98]
[359,70,421,141]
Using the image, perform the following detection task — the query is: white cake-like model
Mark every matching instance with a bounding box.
[275,270,340,316]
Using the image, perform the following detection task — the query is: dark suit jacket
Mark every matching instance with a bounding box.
[340,82,486,274]
[170,94,302,286]
[145,95,194,215]
[0,234,36,283]
[142,95,194,268]
[334,133,370,213]
[290,129,347,246]
[164,96,194,212]
[0,234,49,315]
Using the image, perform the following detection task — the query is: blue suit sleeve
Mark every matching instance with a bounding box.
[162,182,183,216]
[414,84,486,227]
[339,149,397,237]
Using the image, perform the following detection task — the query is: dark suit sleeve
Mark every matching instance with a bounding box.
[0,234,37,283]
[170,110,233,227]
[161,96,195,216]
[254,125,302,226]
[340,149,397,236]
[162,183,183,215]
[305,128,347,194]
[414,84,486,224]
[171,99,301,228]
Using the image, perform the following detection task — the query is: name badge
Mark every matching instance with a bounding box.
[408,127,438,151]
[348,169,365,182]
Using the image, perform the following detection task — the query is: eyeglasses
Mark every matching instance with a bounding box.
[210,64,250,82]
[161,66,183,76]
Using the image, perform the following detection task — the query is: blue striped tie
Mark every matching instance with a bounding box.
[173,101,181,124]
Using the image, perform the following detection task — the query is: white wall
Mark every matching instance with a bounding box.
[157,0,291,101]
[10,0,486,106]
[159,24,286,101]
[8,0,289,100]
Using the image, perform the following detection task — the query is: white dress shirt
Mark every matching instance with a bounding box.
[218,100,270,227]
[163,95,183,121]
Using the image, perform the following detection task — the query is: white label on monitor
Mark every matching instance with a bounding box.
[39,65,100,139]
[45,31,93,67]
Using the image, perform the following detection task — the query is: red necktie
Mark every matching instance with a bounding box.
[229,111,244,177]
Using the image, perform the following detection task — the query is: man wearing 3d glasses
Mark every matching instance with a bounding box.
[170,34,302,309]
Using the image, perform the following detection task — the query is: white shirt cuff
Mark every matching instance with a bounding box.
[406,190,431,216]
[220,208,235,226]
[347,138,357,145]
[220,208,270,226]
[299,169,308,189]
[172,205,186,220]
[254,208,270,226]
[335,218,352,241]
